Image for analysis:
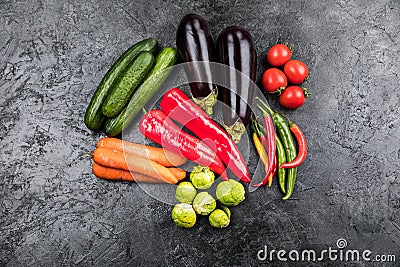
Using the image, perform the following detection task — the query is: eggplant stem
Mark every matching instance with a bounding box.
[191,88,218,116]
[224,120,246,143]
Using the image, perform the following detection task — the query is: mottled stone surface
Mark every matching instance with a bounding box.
[1,0,400,266]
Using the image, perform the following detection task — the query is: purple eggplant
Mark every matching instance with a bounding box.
[216,26,257,143]
[176,14,217,116]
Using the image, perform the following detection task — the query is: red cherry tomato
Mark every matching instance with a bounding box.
[262,68,287,93]
[279,86,306,109]
[283,60,309,84]
[267,44,292,66]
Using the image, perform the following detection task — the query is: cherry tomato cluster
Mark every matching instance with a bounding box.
[262,44,309,109]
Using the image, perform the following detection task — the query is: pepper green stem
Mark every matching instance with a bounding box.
[251,118,262,138]
[252,118,268,137]
[256,97,275,115]
[258,123,267,135]
[257,104,269,118]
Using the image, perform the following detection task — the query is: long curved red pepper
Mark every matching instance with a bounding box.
[280,123,307,168]
[160,88,251,183]
[268,154,277,187]
[260,134,268,149]
[139,109,228,180]
[253,102,276,187]
[260,134,277,187]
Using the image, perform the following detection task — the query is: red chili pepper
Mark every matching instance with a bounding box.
[252,119,275,187]
[259,128,277,187]
[139,109,228,180]
[280,122,307,169]
[259,135,268,151]
[253,101,276,186]
[253,105,276,187]
[160,88,251,183]
[267,154,277,187]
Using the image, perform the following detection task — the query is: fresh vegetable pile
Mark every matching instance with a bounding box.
[172,168,245,228]
[159,88,250,183]
[84,38,177,136]
[91,138,187,183]
[251,98,307,199]
[83,13,310,228]
[262,44,310,109]
[176,14,218,116]
[177,14,257,143]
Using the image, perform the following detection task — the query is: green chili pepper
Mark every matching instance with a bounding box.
[274,113,297,200]
[257,98,299,199]
[275,135,287,194]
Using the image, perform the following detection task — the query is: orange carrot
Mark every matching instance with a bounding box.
[93,147,178,184]
[97,137,186,167]
[168,167,187,181]
[92,162,164,183]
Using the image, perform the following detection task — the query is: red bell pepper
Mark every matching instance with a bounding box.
[160,88,251,183]
[139,109,228,180]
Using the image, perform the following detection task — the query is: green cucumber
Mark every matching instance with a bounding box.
[84,38,158,130]
[102,52,154,117]
[104,47,178,136]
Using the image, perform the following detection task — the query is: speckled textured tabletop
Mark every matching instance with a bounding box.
[1,0,400,266]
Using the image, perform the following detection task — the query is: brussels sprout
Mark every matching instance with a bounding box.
[171,203,196,228]
[190,166,215,189]
[175,181,197,204]
[209,207,231,228]
[192,192,216,215]
[216,179,245,206]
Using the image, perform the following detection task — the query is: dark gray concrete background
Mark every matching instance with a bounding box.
[1,0,400,266]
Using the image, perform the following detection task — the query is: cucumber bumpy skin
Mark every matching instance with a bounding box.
[104,47,178,136]
[101,51,154,117]
[84,38,157,131]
